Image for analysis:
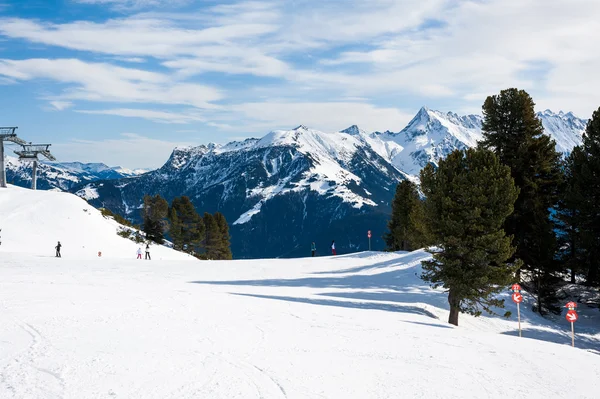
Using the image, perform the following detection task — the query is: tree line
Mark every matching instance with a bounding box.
[142,195,232,260]
[385,88,600,326]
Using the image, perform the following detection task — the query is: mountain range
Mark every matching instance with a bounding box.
[3,107,588,258]
[4,156,149,191]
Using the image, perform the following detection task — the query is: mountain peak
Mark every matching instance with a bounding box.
[340,125,363,135]
[293,124,308,131]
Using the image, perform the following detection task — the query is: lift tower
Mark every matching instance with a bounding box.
[0,127,25,188]
[14,144,56,190]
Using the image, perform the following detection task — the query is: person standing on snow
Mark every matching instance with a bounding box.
[137,247,142,259]
[311,242,316,257]
[145,243,151,260]
[55,241,62,258]
[331,240,336,256]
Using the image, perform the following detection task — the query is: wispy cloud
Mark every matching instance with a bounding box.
[73,0,190,11]
[0,58,223,108]
[0,0,597,169]
[49,100,74,111]
[77,108,206,124]
[56,132,191,168]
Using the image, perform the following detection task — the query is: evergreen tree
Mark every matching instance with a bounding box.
[564,107,600,285]
[385,180,422,251]
[480,88,563,314]
[556,155,585,283]
[169,196,205,254]
[214,212,233,260]
[142,194,169,244]
[203,212,220,259]
[420,148,519,326]
[168,206,184,250]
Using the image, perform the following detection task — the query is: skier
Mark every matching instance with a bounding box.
[145,243,151,260]
[311,242,316,257]
[55,241,62,258]
[331,240,336,256]
[137,247,142,259]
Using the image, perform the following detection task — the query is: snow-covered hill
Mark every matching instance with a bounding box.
[4,156,149,191]
[0,184,191,260]
[1,240,599,396]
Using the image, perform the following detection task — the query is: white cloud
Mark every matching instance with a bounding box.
[73,0,190,10]
[0,58,223,109]
[77,108,205,124]
[49,101,74,111]
[232,101,414,133]
[0,0,598,137]
[55,133,191,169]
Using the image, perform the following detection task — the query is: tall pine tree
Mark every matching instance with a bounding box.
[563,106,600,285]
[169,196,205,255]
[214,212,233,260]
[142,194,169,244]
[385,180,429,251]
[420,148,519,326]
[480,88,563,314]
[203,212,220,260]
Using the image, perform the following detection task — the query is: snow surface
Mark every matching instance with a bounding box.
[1,186,600,398]
[0,185,192,260]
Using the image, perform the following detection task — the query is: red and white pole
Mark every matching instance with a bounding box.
[511,284,523,338]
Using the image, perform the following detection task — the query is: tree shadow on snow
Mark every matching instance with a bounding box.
[230,292,450,325]
[189,263,433,294]
[310,251,427,275]
[501,328,600,353]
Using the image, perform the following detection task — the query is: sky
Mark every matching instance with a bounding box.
[0,0,598,168]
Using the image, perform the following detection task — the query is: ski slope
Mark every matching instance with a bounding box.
[1,186,600,398]
[0,185,192,260]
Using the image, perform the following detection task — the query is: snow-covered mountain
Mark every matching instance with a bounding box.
[537,109,588,153]
[355,107,586,177]
[72,108,588,258]
[77,125,407,258]
[4,156,149,190]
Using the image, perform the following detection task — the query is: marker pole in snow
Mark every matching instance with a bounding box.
[517,303,521,337]
[511,284,523,337]
[565,302,578,347]
[367,230,372,251]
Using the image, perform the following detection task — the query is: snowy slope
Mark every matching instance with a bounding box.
[0,184,192,260]
[1,245,599,398]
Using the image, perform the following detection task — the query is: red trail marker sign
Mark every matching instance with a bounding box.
[512,292,523,303]
[565,302,579,347]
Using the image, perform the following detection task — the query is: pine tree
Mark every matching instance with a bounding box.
[214,212,233,260]
[203,212,220,260]
[556,155,585,283]
[170,197,205,255]
[565,107,600,285]
[480,88,563,314]
[420,148,519,326]
[385,180,423,251]
[168,206,184,250]
[142,194,169,244]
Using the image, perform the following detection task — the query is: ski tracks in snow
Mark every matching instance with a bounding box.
[0,313,65,399]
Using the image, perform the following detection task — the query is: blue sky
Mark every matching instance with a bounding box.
[0,0,598,168]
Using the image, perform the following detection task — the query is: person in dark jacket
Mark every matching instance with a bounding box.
[145,243,151,260]
[55,241,62,258]
[311,242,316,257]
